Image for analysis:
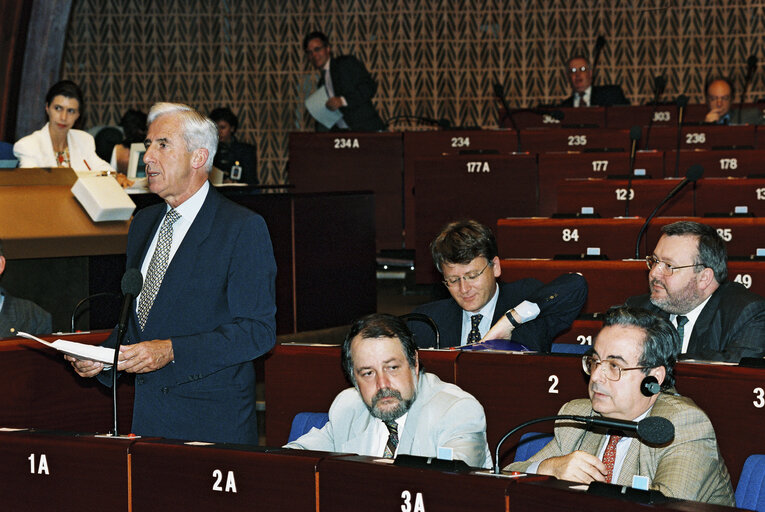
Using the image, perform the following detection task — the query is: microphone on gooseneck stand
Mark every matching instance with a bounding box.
[673,95,689,177]
[634,164,704,259]
[591,36,606,84]
[624,125,642,217]
[738,55,758,125]
[643,75,666,150]
[493,82,523,152]
[112,268,143,436]
[492,414,674,474]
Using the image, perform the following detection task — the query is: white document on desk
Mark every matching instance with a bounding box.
[17,331,115,365]
[305,86,343,128]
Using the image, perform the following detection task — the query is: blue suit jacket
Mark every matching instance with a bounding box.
[411,274,587,352]
[99,186,277,443]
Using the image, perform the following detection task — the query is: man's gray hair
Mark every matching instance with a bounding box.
[147,102,218,172]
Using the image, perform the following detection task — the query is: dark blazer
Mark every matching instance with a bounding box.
[318,55,385,132]
[98,186,277,443]
[0,287,52,337]
[625,281,765,362]
[560,84,630,107]
[411,274,587,352]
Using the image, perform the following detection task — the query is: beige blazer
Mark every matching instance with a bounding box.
[505,394,735,506]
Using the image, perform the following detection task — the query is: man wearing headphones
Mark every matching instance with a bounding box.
[504,307,734,506]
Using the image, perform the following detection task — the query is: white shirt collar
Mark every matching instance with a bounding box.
[460,283,500,345]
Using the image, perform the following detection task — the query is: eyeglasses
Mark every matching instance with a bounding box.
[582,355,651,381]
[305,45,326,55]
[442,261,491,288]
[569,66,588,73]
[645,255,703,276]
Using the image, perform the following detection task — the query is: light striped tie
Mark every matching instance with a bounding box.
[137,209,180,329]
[383,420,399,458]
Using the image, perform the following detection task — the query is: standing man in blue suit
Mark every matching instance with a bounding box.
[67,103,277,444]
[304,31,385,132]
[410,220,587,351]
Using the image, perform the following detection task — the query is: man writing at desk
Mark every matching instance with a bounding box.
[285,313,493,468]
[505,307,734,505]
[67,103,277,444]
[410,220,587,350]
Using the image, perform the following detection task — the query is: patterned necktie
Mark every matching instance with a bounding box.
[383,420,399,458]
[137,209,180,329]
[467,314,483,344]
[579,93,588,107]
[602,432,622,483]
[675,315,689,346]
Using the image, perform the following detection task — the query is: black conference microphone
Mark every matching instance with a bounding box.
[643,75,666,150]
[738,55,758,124]
[112,268,143,436]
[492,414,674,474]
[624,125,642,217]
[673,94,689,177]
[592,35,606,84]
[634,164,703,259]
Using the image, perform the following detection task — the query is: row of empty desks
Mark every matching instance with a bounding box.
[496,216,765,259]
[1,430,738,511]
[497,258,764,314]
[264,344,764,487]
[507,103,765,129]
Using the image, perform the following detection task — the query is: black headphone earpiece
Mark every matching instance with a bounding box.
[640,376,661,397]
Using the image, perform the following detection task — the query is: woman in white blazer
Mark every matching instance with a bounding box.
[13,80,112,172]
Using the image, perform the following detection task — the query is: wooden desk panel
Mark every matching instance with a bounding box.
[606,105,678,129]
[0,331,134,434]
[695,178,765,217]
[411,154,537,283]
[402,129,517,251]
[521,128,631,153]
[130,441,324,511]
[646,125,757,151]
[318,455,513,511]
[497,216,765,260]
[288,132,404,251]
[673,363,765,486]
[663,149,765,178]
[496,217,646,260]
[556,178,694,217]
[455,352,587,466]
[508,107,606,129]
[0,431,137,511]
[537,151,664,216]
[551,319,602,346]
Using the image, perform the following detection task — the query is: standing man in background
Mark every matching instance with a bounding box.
[303,31,385,132]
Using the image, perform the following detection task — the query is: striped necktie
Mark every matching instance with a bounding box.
[383,420,399,458]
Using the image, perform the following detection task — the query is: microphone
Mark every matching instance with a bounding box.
[592,36,606,84]
[673,95,689,177]
[112,268,143,436]
[624,125,642,217]
[634,164,703,259]
[643,75,666,150]
[738,55,758,124]
[493,81,522,151]
[493,414,674,474]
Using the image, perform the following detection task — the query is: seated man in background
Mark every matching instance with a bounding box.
[209,107,258,184]
[410,220,587,350]
[284,313,493,468]
[626,221,765,362]
[505,307,734,506]
[560,55,629,108]
[704,77,763,125]
[0,239,52,337]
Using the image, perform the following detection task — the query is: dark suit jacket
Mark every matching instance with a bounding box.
[560,84,630,107]
[625,281,765,362]
[318,55,385,132]
[411,274,587,352]
[98,186,277,443]
[0,287,52,337]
